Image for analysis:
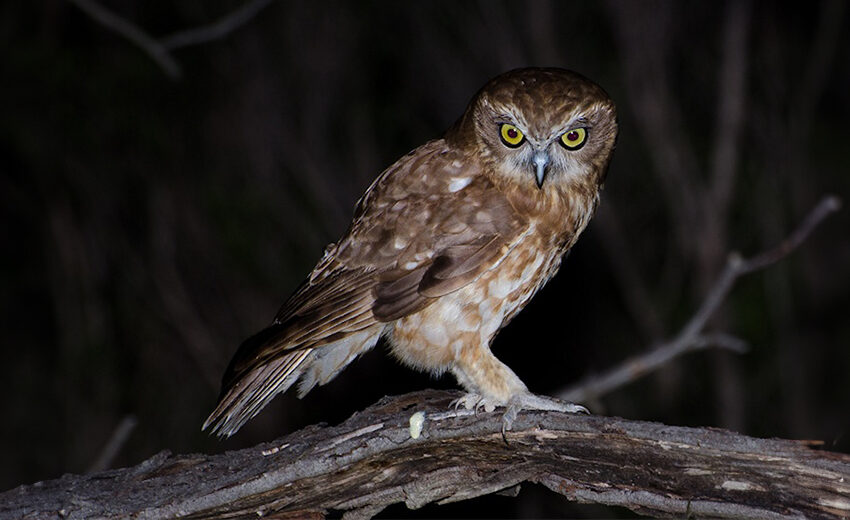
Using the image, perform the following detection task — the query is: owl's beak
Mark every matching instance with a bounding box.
[533,150,549,188]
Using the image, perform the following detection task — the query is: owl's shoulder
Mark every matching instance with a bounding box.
[367,139,480,198]
[332,139,524,269]
[347,138,503,223]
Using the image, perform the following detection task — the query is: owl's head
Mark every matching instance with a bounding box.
[448,68,617,190]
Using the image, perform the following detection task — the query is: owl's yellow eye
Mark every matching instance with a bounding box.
[499,123,525,148]
[560,127,587,150]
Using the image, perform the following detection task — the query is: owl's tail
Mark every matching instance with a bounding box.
[202,325,312,437]
[202,323,383,437]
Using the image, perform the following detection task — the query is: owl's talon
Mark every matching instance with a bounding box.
[476,397,498,414]
[501,404,519,434]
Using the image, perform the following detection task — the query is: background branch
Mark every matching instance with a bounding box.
[86,415,137,474]
[66,0,275,79]
[709,0,750,216]
[561,195,841,403]
[3,390,849,520]
[160,0,275,50]
[66,0,181,78]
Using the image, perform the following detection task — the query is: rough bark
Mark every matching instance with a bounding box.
[3,390,849,519]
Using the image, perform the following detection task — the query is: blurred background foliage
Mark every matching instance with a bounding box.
[1,0,848,517]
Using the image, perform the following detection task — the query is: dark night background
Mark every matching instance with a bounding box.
[2,1,849,517]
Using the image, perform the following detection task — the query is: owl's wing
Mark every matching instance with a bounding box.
[371,234,511,321]
[204,140,525,436]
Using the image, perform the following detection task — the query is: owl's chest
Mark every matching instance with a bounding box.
[478,229,566,328]
[388,230,562,370]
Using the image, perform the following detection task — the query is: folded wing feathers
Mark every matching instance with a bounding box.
[419,236,504,297]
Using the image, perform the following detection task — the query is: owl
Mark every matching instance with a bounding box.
[204,68,618,437]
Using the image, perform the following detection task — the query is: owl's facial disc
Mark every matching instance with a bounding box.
[496,122,552,188]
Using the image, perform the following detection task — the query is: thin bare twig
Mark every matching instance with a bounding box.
[560,195,841,403]
[66,0,275,79]
[161,0,275,50]
[559,333,748,404]
[87,415,138,473]
[684,195,840,339]
[605,0,703,256]
[710,0,751,217]
[791,0,845,143]
[66,0,181,78]
[595,203,666,342]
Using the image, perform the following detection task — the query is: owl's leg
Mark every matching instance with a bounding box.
[450,344,587,431]
[449,343,526,413]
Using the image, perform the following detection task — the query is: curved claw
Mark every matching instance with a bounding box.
[501,404,520,435]
[569,403,590,415]
[449,393,482,411]
[449,393,502,414]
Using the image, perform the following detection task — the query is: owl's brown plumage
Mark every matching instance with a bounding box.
[204,68,618,437]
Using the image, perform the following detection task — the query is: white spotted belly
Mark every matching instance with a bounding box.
[387,243,556,373]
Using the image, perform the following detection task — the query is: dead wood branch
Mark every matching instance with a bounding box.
[3,390,849,519]
[561,195,841,403]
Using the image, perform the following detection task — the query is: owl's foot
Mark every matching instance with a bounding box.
[449,392,588,434]
[501,393,589,434]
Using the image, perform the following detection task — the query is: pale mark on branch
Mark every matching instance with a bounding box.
[720,480,764,492]
[319,423,384,452]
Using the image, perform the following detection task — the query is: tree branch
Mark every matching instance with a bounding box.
[3,390,849,519]
[709,0,751,217]
[595,203,667,341]
[160,0,275,51]
[66,0,275,79]
[66,0,181,78]
[605,0,704,256]
[561,195,841,403]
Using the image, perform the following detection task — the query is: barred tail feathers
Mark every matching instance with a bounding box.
[202,348,312,438]
[202,323,385,437]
